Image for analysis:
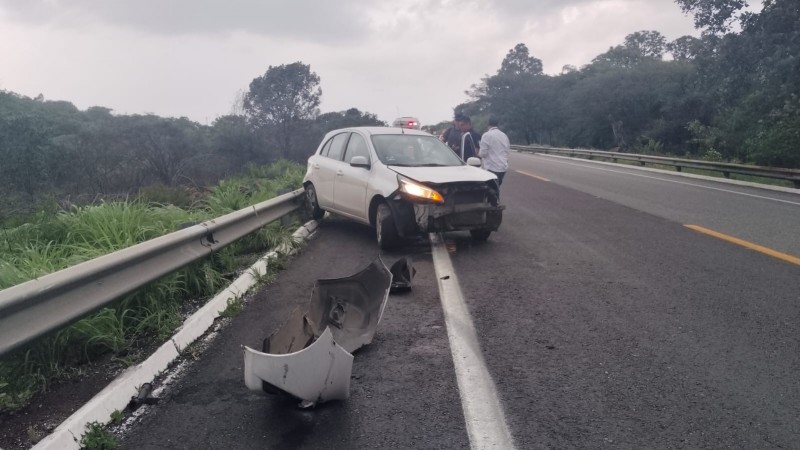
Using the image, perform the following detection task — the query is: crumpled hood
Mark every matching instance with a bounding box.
[389,165,497,184]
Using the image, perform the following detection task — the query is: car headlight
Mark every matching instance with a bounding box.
[398,176,444,203]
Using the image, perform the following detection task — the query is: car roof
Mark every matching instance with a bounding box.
[324,126,431,138]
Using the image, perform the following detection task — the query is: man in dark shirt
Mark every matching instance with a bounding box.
[440,114,465,155]
[458,115,481,161]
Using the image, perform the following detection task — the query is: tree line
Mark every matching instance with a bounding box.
[0,62,383,223]
[3,0,796,224]
[456,0,799,168]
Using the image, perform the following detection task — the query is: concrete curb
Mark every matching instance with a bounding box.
[33,219,320,450]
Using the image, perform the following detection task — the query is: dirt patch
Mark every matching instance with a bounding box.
[0,358,122,449]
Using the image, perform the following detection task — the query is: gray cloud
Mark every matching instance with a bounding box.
[0,0,370,42]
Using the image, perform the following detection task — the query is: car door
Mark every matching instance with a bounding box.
[312,132,350,209]
[333,132,371,221]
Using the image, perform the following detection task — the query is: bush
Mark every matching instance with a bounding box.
[138,184,196,209]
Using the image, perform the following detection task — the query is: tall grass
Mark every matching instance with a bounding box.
[0,161,305,413]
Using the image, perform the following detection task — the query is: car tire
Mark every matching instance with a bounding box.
[305,184,325,220]
[470,229,491,242]
[376,203,400,250]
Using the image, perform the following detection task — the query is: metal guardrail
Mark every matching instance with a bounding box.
[511,145,800,188]
[0,188,305,357]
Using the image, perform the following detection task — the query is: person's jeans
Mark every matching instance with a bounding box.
[489,170,506,185]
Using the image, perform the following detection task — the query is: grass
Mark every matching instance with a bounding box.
[0,160,306,414]
[80,421,118,450]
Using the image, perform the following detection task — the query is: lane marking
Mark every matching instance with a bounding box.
[515,170,550,182]
[685,225,800,266]
[520,156,800,206]
[429,233,516,449]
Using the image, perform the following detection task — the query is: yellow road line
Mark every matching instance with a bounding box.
[685,225,800,266]
[515,170,550,182]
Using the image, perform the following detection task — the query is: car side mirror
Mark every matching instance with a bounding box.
[350,155,370,168]
[466,157,482,167]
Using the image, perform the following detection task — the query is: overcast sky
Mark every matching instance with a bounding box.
[0,0,702,126]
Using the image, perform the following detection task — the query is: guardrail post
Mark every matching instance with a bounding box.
[723,171,731,178]
[676,166,682,172]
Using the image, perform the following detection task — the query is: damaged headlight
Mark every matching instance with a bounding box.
[398,175,444,204]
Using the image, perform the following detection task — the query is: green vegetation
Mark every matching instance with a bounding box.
[460,0,800,168]
[110,409,124,424]
[0,161,305,413]
[80,421,118,450]
[220,297,245,319]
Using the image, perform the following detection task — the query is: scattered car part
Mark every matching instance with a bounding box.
[128,382,159,410]
[389,257,416,292]
[306,258,392,353]
[243,258,392,405]
[243,327,353,405]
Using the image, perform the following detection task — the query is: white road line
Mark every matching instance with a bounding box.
[429,233,516,450]
[518,153,800,204]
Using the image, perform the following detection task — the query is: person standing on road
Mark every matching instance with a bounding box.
[479,117,510,185]
[440,114,464,156]
[458,115,481,161]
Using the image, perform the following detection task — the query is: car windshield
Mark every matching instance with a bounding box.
[371,135,464,167]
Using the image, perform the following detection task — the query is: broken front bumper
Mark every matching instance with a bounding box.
[242,258,392,405]
[390,182,505,235]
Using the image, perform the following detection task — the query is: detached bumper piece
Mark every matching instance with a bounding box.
[243,328,353,405]
[242,258,392,406]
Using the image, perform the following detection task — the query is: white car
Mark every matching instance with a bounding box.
[303,127,504,248]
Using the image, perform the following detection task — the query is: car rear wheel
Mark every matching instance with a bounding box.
[304,184,325,220]
[376,203,399,249]
[470,229,491,242]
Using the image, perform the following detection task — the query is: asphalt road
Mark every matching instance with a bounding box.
[119,156,800,449]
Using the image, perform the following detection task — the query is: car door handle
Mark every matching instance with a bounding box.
[336,170,344,176]
[313,163,320,169]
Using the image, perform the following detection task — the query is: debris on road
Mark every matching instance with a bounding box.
[128,383,159,410]
[242,258,392,406]
[389,257,416,293]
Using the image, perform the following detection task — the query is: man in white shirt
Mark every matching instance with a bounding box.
[479,118,510,185]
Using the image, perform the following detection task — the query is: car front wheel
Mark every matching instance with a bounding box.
[376,203,399,249]
[304,184,325,220]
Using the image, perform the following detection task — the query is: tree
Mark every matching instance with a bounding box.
[674,0,749,34]
[243,62,322,159]
[624,31,667,59]
[593,31,667,68]
[498,43,543,76]
[667,35,703,60]
[119,115,209,187]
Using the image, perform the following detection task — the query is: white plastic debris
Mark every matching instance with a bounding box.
[243,327,353,404]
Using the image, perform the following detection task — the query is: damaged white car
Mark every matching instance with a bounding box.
[303,127,504,249]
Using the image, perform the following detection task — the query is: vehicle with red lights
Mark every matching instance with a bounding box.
[392,116,421,130]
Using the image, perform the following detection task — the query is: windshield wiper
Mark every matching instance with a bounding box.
[416,163,450,167]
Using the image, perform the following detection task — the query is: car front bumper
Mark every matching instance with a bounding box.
[389,182,505,235]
